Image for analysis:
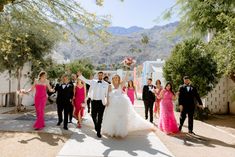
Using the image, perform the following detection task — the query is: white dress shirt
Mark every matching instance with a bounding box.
[187,86,190,92]
[79,75,109,105]
[62,84,70,89]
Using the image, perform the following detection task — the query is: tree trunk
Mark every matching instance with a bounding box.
[16,67,23,111]
[7,70,12,107]
[8,70,11,93]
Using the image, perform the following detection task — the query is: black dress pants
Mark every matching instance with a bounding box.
[57,103,64,124]
[91,100,105,134]
[68,103,73,122]
[57,103,70,128]
[179,107,195,132]
[144,100,154,123]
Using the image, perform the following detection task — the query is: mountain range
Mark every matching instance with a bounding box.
[54,21,181,66]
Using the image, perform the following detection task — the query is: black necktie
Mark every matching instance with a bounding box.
[98,81,102,83]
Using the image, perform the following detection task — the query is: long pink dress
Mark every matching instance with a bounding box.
[158,90,178,134]
[127,88,135,105]
[74,86,85,119]
[34,84,47,130]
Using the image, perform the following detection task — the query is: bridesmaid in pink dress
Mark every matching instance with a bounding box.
[73,79,86,128]
[127,80,137,105]
[23,71,54,130]
[158,82,178,134]
[154,80,162,118]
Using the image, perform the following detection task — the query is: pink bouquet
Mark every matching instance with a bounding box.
[122,57,136,68]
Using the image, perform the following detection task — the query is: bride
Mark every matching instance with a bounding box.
[101,73,155,138]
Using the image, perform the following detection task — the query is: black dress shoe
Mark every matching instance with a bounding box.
[188,131,196,135]
[97,132,102,138]
[68,121,72,123]
[63,127,68,130]
[95,126,98,132]
[178,125,182,131]
[57,122,61,126]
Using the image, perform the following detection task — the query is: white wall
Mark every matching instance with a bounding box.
[204,77,235,114]
[0,63,33,106]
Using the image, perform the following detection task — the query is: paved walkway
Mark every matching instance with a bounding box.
[1,100,235,157]
[57,102,174,157]
[57,127,173,157]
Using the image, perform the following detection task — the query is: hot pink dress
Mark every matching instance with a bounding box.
[34,84,47,130]
[74,86,85,118]
[127,88,135,105]
[158,90,178,134]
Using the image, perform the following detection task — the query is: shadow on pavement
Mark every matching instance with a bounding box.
[101,134,173,157]
[79,126,173,157]
[170,132,235,148]
[18,132,67,146]
[69,131,86,143]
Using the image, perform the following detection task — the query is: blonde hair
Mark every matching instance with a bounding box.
[112,74,121,85]
[76,78,83,85]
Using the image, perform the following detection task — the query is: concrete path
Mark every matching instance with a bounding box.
[57,102,174,157]
[57,126,173,157]
[1,100,235,157]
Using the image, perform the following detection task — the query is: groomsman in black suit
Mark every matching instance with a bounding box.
[54,74,74,130]
[178,76,204,134]
[142,78,156,123]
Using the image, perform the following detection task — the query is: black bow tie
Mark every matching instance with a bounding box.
[98,81,102,83]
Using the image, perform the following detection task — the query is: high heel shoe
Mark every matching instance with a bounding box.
[77,122,81,128]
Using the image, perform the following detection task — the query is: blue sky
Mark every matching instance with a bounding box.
[79,0,179,28]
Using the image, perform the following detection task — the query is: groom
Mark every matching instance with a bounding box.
[77,71,109,138]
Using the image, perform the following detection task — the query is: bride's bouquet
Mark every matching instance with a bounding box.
[122,57,136,70]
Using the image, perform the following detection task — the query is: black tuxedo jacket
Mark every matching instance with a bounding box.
[55,83,74,105]
[142,85,156,102]
[178,84,203,109]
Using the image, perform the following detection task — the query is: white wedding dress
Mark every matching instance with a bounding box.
[101,86,154,138]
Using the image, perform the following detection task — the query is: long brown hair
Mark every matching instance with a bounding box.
[165,82,175,95]
[128,80,135,89]
[155,79,161,86]
[38,71,46,80]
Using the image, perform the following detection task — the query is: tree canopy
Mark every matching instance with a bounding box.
[163,38,218,97]
[0,8,60,74]
[164,0,235,82]
[0,0,111,43]
[0,0,111,78]
[165,0,235,35]
[68,59,95,79]
[208,13,235,81]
